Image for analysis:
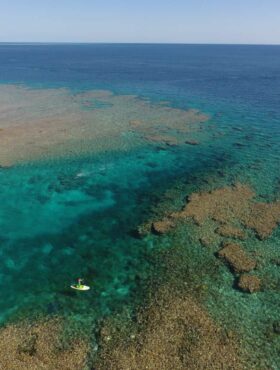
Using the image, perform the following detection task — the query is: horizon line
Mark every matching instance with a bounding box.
[0,41,279,46]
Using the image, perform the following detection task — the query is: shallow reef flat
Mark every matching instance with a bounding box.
[0,284,243,370]
[96,285,243,370]
[0,317,89,369]
[148,183,280,240]
[0,85,208,166]
[136,180,280,368]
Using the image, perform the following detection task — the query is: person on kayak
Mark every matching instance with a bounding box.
[77,278,83,288]
[70,278,90,290]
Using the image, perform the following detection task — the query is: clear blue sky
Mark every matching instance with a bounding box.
[0,0,279,44]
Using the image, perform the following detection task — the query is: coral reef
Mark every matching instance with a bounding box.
[96,286,242,370]
[199,236,215,247]
[152,219,175,235]
[0,85,209,165]
[245,202,280,239]
[238,274,261,293]
[0,318,89,370]
[218,243,256,273]
[173,183,255,226]
[180,184,280,239]
[149,183,280,239]
[215,224,246,239]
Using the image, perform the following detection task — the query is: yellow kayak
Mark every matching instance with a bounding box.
[70,284,90,291]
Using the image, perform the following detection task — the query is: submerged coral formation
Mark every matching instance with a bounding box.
[218,243,256,273]
[215,224,246,239]
[150,183,280,240]
[152,219,175,234]
[0,85,208,166]
[173,183,255,226]
[133,179,280,367]
[245,202,280,239]
[238,274,261,293]
[0,318,89,370]
[96,286,242,370]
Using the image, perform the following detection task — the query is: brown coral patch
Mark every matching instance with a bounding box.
[166,183,280,239]
[215,224,246,239]
[134,222,152,237]
[152,219,174,235]
[0,85,209,165]
[0,318,89,370]
[128,107,208,147]
[199,236,214,247]
[96,286,242,370]
[238,274,261,293]
[246,202,280,239]
[176,183,254,225]
[218,243,256,273]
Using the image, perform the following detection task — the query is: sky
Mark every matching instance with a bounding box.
[0,0,279,44]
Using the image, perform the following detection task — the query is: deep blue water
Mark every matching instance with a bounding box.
[1,44,280,111]
[0,45,279,365]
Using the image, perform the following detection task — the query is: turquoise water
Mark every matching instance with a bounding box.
[0,139,233,321]
[0,44,279,365]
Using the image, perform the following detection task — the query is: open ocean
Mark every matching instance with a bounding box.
[0,44,279,368]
